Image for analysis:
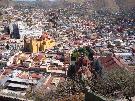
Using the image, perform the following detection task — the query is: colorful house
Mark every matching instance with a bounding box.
[24,32,56,53]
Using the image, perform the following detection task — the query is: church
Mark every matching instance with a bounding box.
[24,32,56,53]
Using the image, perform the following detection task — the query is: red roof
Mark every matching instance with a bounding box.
[2,69,12,75]
[40,32,48,40]
[99,55,127,71]
[19,74,29,79]
[34,54,44,61]
[31,73,42,79]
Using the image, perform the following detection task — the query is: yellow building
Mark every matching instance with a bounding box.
[24,33,56,53]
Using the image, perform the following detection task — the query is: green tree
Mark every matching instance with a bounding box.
[71,49,79,61]
[5,44,9,50]
[71,47,89,61]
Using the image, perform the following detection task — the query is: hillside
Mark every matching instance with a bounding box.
[1,0,135,12]
[65,0,135,12]
[116,0,135,10]
[0,0,8,7]
[0,0,14,7]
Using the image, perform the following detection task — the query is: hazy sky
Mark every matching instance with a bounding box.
[16,0,36,1]
[16,0,55,1]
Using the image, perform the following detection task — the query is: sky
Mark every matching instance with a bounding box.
[16,0,36,1]
[15,0,56,1]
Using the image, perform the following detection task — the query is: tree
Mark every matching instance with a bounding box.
[85,46,94,61]
[92,59,103,77]
[71,49,79,61]
[5,44,9,50]
[67,65,76,78]
[0,11,2,16]
[71,47,89,61]
[26,68,135,100]
[89,68,135,99]
[26,79,85,101]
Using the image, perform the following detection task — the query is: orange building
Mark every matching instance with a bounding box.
[24,32,56,53]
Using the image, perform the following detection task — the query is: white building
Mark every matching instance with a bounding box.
[9,21,43,39]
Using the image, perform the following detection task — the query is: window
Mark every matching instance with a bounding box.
[50,40,54,43]
[42,41,46,45]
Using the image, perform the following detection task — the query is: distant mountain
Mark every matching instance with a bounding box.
[92,0,119,12]
[116,0,135,10]
[0,0,9,7]
[1,0,134,13]
[0,0,15,7]
[15,0,36,1]
[41,0,135,12]
[65,0,135,12]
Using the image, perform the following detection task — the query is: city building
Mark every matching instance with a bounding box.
[24,32,55,53]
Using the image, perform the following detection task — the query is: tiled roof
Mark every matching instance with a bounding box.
[33,54,44,62]
[99,55,127,71]
[2,69,12,75]
[31,73,42,79]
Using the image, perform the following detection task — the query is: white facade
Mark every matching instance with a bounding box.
[9,21,43,39]
[7,52,20,66]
